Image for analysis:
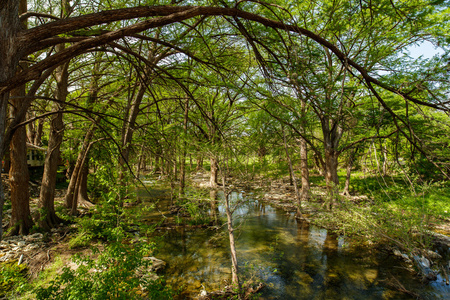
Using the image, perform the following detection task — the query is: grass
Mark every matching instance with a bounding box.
[308,169,450,253]
[345,171,450,219]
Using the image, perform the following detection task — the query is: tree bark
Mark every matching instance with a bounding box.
[196,155,203,171]
[34,118,44,145]
[324,149,339,209]
[221,176,239,288]
[179,99,189,193]
[343,147,358,196]
[299,136,310,201]
[282,126,303,219]
[65,126,95,210]
[209,156,218,188]
[37,41,68,230]
[0,94,7,241]
[136,143,145,177]
[8,0,33,234]
[298,94,310,201]
[8,87,33,235]
[320,113,343,210]
[76,159,90,206]
[70,139,96,215]
[37,106,64,230]
[1,0,32,237]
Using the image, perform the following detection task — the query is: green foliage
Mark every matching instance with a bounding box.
[184,200,212,225]
[0,261,28,298]
[68,231,95,249]
[316,177,450,252]
[33,242,175,300]
[175,190,214,225]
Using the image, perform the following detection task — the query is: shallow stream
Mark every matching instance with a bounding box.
[137,185,450,299]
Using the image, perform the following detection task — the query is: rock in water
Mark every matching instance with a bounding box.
[413,255,437,281]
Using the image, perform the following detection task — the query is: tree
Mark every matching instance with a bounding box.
[37,0,71,230]
[0,0,448,240]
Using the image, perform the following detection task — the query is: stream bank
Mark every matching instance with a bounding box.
[1,172,450,299]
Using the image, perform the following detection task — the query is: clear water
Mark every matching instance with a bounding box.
[137,188,450,299]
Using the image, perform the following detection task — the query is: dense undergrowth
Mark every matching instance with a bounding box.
[2,187,176,300]
[312,172,450,257]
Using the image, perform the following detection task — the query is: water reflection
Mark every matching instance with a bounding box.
[139,191,450,299]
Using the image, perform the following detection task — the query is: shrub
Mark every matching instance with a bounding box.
[33,241,175,300]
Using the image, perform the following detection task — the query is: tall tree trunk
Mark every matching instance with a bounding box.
[34,118,44,145]
[382,143,388,176]
[209,189,219,225]
[8,88,33,235]
[282,126,303,219]
[299,136,310,201]
[70,140,96,215]
[343,147,358,196]
[37,42,69,230]
[173,149,178,180]
[4,0,33,236]
[154,145,162,173]
[76,159,90,205]
[135,143,145,177]
[37,107,64,230]
[209,156,218,188]
[196,155,203,171]
[65,126,95,210]
[180,99,189,193]
[324,149,339,209]
[222,176,239,288]
[26,112,36,145]
[299,95,310,201]
[0,95,8,241]
[118,83,145,183]
[321,114,343,210]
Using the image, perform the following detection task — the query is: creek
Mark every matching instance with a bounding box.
[135,184,450,299]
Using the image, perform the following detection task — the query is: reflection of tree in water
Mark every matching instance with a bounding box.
[158,226,230,297]
[143,197,445,299]
[321,232,341,299]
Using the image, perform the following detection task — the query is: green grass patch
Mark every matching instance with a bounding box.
[0,260,28,299]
